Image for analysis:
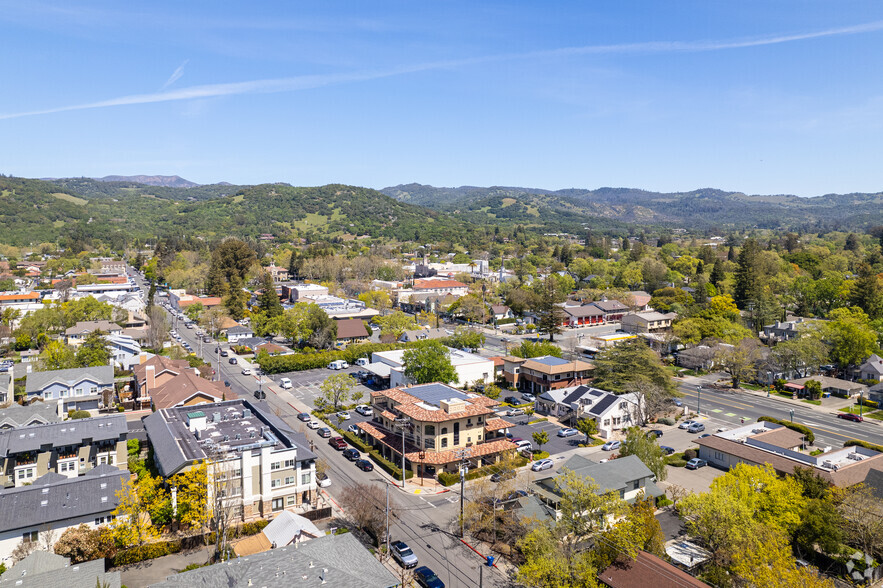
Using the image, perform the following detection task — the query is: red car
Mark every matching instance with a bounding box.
[329,437,348,450]
[837,413,863,422]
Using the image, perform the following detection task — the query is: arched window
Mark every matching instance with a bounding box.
[441,427,448,435]
[441,438,448,448]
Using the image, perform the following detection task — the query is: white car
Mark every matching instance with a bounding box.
[355,404,373,416]
[336,411,351,421]
[307,421,322,429]
[241,368,253,376]
[602,440,622,451]
[531,458,554,472]
[317,473,331,488]
[678,420,697,430]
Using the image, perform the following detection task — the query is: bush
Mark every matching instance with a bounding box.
[757,416,815,444]
[859,398,880,410]
[342,432,370,453]
[531,451,550,460]
[437,456,529,486]
[657,417,676,426]
[668,459,687,468]
[368,449,414,481]
[656,497,673,507]
[684,449,697,461]
[127,439,141,456]
[111,540,182,567]
[68,410,91,420]
[258,341,422,373]
[844,439,883,453]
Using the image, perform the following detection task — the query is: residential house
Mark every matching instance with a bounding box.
[536,385,641,439]
[144,399,318,520]
[590,299,630,323]
[696,421,883,487]
[149,533,398,588]
[233,510,324,556]
[760,317,809,343]
[255,342,290,356]
[25,366,115,412]
[105,334,147,370]
[64,320,123,345]
[148,371,226,410]
[502,355,593,395]
[620,311,676,334]
[490,304,513,321]
[0,375,10,407]
[0,551,120,588]
[562,304,605,327]
[0,467,128,568]
[870,382,883,405]
[226,325,254,343]
[335,318,370,345]
[168,291,222,311]
[598,551,710,588]
[789,375,867,398]
[626,291,652,311]
[357,383,516,479]
[676,344,729,371]
[859,354,883,383]
[132,356,192,404]
[18,350,39,363]
[532,454,664,516]
[371,347,494,388]
[0,292,42,316]
[398,328,448,343]
[0,414,128,487]
[0,402,61,430]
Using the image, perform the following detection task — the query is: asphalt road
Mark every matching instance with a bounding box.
[677,383,883,449]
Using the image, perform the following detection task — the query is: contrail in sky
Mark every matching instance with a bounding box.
[2,20,881,121]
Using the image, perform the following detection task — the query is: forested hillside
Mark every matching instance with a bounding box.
[47,177,247,201]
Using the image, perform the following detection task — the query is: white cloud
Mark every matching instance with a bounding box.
[161,59,189,90]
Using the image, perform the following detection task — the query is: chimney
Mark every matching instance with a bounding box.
[146,365,156,390]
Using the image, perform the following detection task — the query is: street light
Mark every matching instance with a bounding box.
[790,409,794,423]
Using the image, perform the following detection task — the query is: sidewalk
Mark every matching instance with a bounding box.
[117,545,213,588]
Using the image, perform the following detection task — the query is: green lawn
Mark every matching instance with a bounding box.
[802,399,822,406]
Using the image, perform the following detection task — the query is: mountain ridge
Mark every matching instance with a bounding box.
[95,174,198,188]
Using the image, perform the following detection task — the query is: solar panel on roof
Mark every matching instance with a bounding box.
[531,356,569,367]
[408,383,469,405]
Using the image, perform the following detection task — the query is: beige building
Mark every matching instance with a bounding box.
[357,383,516,479]
[0,415,128,488]
[620,311,676,334]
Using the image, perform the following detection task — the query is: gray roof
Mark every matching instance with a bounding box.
[25,365,114,394]
[535,454,663,501]
[0,414,127,455]
[0,551,120,588]
[516,494,555,524]
[530,355,569,367]
[149,532,398,588]
[399,328,448,342]
[64,320,122,336]
[591,299,629,312]
[0,465,127,534]
[144,399,316,477]
[262,510,323,547]
[0,401,61,429]
[226,325,253,335]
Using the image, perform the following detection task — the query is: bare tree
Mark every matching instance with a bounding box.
[145,306,169,351]
[10,537,37,562]
[837,483,883,559]
[339,483,399,547]
[38,525,57,552]
[207,454,241,562]
[624,380,676,426]
[715,338,762,388]
[667,484,690,509]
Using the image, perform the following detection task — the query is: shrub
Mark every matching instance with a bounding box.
[437,456,529,486]
[342,432,370,452]
[258,341,425,374]
[110,540,182,566]
[684,449,697,461]
[368,449,414,481]
[68,410,91,420]
[531,451,550,460]
[656,498,673,507]
[668,459,687,468]
[657,417,676,426]
[859,398,880,410]
[757,416,815,444]
[844,439,883,453]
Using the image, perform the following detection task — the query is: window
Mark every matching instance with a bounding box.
[477,416,483,423]
[22,531,38,544]
[91,387,98,394]
[424,425,435,435]
[632,480,640,490]
[231,486,242,496]
[60,389,67,398]
[271,462,281,471]
[441,438,448,448]
[271,478,282,488]
[424,438,434,449]
[76,387,83,396]
[441,427,448,435]
[287,495,297,506]
[301,473,311,485]
[272,498,284,512]
[285,476,295,486]
[603,419,610,426]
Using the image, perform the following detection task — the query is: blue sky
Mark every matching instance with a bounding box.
[2,1,883,197]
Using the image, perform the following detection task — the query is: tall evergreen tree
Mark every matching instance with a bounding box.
[710,259,725,288]
[727,245,736,262]
[223,276,248,320]
[850,263,883,320]
[536,276,566,342]
[256,272,283,317]
[734,238,762,308]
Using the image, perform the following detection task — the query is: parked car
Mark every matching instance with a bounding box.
[241,368,252,375]
[660,445,675,455]
[253,389,266,400]
[490,470,516,482]
[506,408,525,417]
[646,429,663,438]
[673,399,683,407]
[391,540,419,569]
[220,350,229,357]
[686,458,708,470]
[514,440,532,453]
[307,421,322,429]
[504,396,521,405]
[687,422,706,433]
[699,433,711,439]
[557,428,578,438]
[521,393,536,402]
[347,424,360,434]
[602,440,622,451]
[838,413,864,422]
[414,566,445,588]
[318,427,332,438]
[329,437,347,450]
[297,413,311,422]
[355,459,374,472]
[342,448,360,461]
[531,458,554,472]
[678,420,697,430]
[317,473,331,488]
[203,336,212,343]
[336,411,351,421]
[355,404,373,416]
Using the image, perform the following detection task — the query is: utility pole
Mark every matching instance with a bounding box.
[455,448,471,538]
[697,385,701,416]
[385,482,390,561]
[395,417,410,489]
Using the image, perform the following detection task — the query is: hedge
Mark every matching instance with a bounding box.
[657,417,676,426]
[496,318,516,325]
[844,439,883,453]
[757,416,815,445]
[368,448,414,481]
[859,398,880,410]
[437,456,529,487]
[258,341,425,374]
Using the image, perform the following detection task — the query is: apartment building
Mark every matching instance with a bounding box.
[0,415,128,488]
[372,347,495,389]
[357,383,516,479]
[25,366,115,412]
[144,400,318,521]
[502,355,594,395]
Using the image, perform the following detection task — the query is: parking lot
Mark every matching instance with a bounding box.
[265,365,379,410]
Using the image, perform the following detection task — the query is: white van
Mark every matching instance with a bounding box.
[279,377,293,389]
[327,360,349,370]
[354,357,370,367]
[515,440,533,453]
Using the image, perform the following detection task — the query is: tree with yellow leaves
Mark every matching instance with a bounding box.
[172,460,210,534]
[110,472,168,547]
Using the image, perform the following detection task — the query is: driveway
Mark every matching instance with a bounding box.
[265,366,376,410]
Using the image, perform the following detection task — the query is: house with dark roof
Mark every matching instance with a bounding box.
[0,414,128,488]
[63,320,122,346]
[24,366,115,413]
[536,385,641,438]
[598,551,710,587]
[562,303,605,327]
[359,383,516,479]
[590,299,630,323]
[148,371,226,410]
[0,550,121,588]
[531,454,664,515]
[502,355,594,394]
[149,532,398,588]
[696,421,883,487]
[0,466,127,565]
[132,355,193,408]
[144,399,318,521]
[490,304,513,321]
[0,402,61,430]
[859,354,883,383]
[620,311,676,334]
[0,374,11,406]
[335,318,369,345]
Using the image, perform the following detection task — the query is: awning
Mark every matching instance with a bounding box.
[364,362,392,378]
[784,383,804,390]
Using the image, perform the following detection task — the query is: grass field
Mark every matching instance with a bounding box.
[51,192,87,206]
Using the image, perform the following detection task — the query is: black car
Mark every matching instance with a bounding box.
[354,459,374,472]
[342,448,360,461]
[253,390,266,400]
[415,566,445,588]
[228,357,237,364]
[490,470,515,483]
[297,413,311,422]
[660,445,675,455]
[647,430,663,438]
[220,350,229,357]
[504,396,520,405]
